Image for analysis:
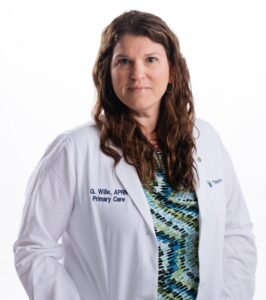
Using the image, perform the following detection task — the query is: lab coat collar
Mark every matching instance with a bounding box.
[113,127,205,240]
[115,157,156,236]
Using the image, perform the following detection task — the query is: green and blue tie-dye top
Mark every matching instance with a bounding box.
[142,149,200,300]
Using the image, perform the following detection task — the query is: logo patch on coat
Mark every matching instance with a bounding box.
[207,178,223,187]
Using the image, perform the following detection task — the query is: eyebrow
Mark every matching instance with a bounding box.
[113,52,162,59]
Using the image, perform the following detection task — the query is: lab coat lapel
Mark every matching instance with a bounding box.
[113,127,208,241]
[192,120,210,222]
[114,156,156,238]
[193,149,207,222]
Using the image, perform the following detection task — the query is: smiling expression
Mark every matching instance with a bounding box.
[111,34,171,117]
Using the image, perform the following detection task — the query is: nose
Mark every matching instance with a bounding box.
[130,61,145,81]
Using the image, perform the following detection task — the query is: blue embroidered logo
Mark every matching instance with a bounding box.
[207,178,223,187]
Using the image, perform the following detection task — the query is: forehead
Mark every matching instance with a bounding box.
[112,34,167,57]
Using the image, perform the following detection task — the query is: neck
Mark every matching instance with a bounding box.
[134,115,156,134]
[131,106,158,147]
[132,113,160,148]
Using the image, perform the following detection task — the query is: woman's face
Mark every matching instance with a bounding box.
[110,34,171,117]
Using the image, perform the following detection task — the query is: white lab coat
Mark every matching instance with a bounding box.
[13,118,257,300]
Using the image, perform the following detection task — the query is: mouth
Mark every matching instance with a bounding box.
[128,87,151,92]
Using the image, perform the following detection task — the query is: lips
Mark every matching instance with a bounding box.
[128,86,150,92]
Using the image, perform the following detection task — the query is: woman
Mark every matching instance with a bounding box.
[13,10,257,300]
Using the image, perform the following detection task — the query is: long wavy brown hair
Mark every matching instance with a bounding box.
[92,10,198,192]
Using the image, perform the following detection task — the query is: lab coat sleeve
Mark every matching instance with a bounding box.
[13,133,81,300]
[216,133,257,299]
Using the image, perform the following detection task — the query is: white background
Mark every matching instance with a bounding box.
[0,0,265,299]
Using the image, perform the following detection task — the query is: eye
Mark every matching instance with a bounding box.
[118,58,131,65]
[147,57,158,63]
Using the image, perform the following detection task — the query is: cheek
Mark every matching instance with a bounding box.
[154,64,169,81]
[111,70,118,88]
[111,71,126,91]
[111,73,127,100]
[163,73,170,89]
[162,66,170,81]
[155,72,169,91]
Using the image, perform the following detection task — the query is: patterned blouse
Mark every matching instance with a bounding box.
[142,149,200,300]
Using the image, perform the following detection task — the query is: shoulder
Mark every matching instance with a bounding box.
[194,118,220,137]
[194,117,222,145]
[193,118,225,161]
[42,120,99,163]
[64,120,99,141]
[56,120,100,149]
